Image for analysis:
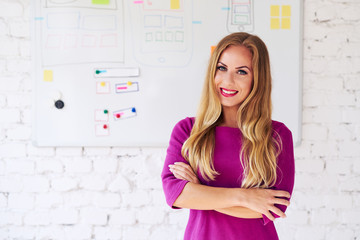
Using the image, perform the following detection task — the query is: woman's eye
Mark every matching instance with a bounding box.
[217,66,226,71]
[238,70,247,75]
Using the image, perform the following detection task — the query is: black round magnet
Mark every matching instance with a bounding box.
[54,100,65,109]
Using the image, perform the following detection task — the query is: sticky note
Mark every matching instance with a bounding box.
[92,0,110,5]
[211,46,216,54]
[270,18,280,29]
[281,18,291,29]
[170,0,180,9]
[270,5,280,17]
[282,5,291,17]
[43,70,53,82]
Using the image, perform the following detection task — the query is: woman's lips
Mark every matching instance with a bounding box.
[220,88,238,97]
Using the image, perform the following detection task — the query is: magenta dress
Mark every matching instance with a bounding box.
[161,117,295,240]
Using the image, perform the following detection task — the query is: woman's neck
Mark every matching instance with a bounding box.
[220,107,238,128]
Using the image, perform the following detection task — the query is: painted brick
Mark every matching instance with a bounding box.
[80,175,106,191]
[55,147,83,157]
[0,175,23,192]
[326,160,352,174]
[302,123,328,141]
[93,192,121,208]
[35,192,63,209]
[63,191,92,207]
[0,109,21,123]
[311,208,337,225]
[108,209,136,226]
[22,176,49,193]
[64,225,92,240]
[27,145,56,157]
[5,158,34,174]
[6,124,31,140]
[93,227,122,240]
[296,159,324,173]
[93,157,118,173]
[63,157,92,173]
[341,209,360,224]
[51,207,78,225]
[35,159,63,173]
[324,194,352,209]
[80,208,108,225]
[8,193,34,210]
[24,210,50,226]
[108,175,131,192]
[0,143,26,158]
[51,177,78,192]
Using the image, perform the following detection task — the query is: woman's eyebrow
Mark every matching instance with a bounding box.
[236,66,251,70]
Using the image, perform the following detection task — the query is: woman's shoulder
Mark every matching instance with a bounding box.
[271,120,293,146]
[173,117,195,134]
[271,120,292,136]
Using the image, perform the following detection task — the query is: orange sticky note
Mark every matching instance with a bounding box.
[211,46,216,54]
[43,70,53,82]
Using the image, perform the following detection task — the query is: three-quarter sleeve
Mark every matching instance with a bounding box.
[263,123,295,225]
[161,117,194,208]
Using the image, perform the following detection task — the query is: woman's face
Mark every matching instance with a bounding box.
[214,45,253,112]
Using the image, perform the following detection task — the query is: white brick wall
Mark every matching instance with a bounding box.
[0,0,359,239]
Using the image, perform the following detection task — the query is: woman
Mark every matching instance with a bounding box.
[161,32,295,240]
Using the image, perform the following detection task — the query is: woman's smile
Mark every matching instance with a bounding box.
[220,87,239,97]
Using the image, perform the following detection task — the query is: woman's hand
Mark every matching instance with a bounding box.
[240,188,291,221]
[169,162,200,184]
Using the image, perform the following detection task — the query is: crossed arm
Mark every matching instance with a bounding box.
[169,162,290,221]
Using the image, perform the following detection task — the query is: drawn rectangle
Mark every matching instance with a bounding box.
[96,81,111,94]
[45,0,117,9]
[94,68,140,78]
[82,35,97,47]
[113,107,137,120]
[64,34,78,48]
[95,124,110,136]
[95,109,109,122]
[46,34,62,48]
[100,34,117,47]
[82,15,117,30]
[47,12,80,29]
[144,15,162,28]
[164,16,183,28]
[115,82,139,94]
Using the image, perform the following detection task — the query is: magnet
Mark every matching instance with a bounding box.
[54,100,65,109]
[104,109,109,114]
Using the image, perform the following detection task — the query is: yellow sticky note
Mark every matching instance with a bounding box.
[43,70,53,82]
[92,0,110,5]
[270,5,280,17]
[170,0,180,9]
[281,18,291,29]
[270,18,280,29]
[282,5,291,17]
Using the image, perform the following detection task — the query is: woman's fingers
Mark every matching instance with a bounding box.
[274,198,290,207]
[272,190,291,199]
[169,162,200,184]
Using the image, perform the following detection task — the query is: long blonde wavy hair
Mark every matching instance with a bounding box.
[181,32,282,188]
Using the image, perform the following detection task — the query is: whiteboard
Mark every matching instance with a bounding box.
[32,0,303,147]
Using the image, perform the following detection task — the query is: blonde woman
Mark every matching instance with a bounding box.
[161,32,295,240]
